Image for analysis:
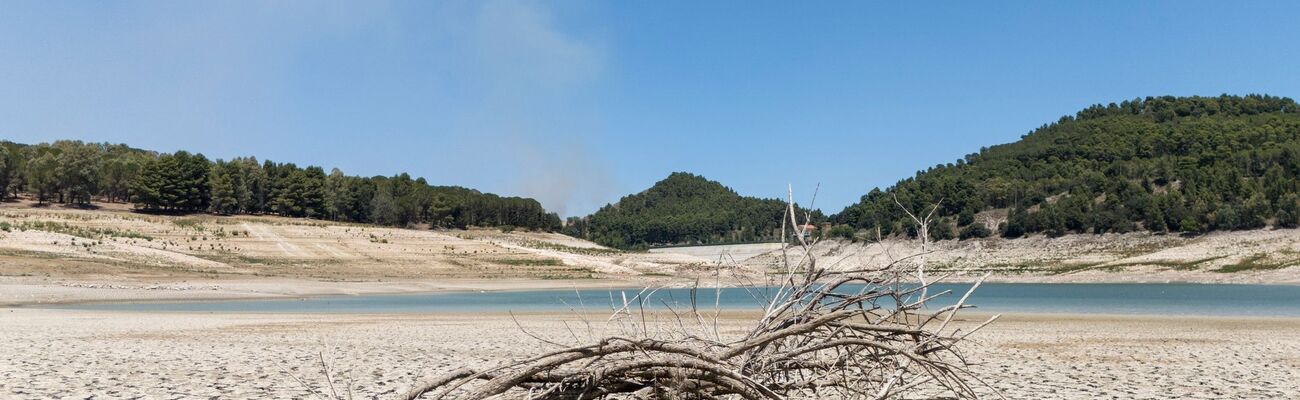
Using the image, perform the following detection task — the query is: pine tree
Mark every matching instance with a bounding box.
[1038,204,1067,237]
[428,194,454,228]
[0,145,10,201]
[370,188,399,226]
[130,158,164,210]
[208,163,239,215]
[26,152,59,204]
[1002,207,1028,238]
[1241,194,1271,230]
[100,156,140,203]
[1276,193,1300,229]
[55,143,100,206]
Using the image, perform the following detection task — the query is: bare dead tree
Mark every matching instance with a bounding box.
[400,187,995,400]
[892,194,942,301]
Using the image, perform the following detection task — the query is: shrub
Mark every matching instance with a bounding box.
[959,223,992,240]
[828,224,856,241]
[929,218,956,241]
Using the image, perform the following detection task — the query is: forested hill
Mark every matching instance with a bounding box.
[562,172,824,249]
[833,94,1300,240]
[0,140,561,230]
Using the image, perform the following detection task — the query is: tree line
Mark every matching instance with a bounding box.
[562,172,823,249]
[0,140,561,230]
[832,94,1300,240]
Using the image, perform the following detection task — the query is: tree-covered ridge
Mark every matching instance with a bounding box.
[833,94,1300,240]
[563,172,823,249]
[0,140,560,231]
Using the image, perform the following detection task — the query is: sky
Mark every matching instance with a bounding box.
[2,1,1299,217]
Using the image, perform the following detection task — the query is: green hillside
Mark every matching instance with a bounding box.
[833,94,1300,239]
[562,172,823,249]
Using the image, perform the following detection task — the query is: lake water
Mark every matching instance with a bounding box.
[48,283,1300,317]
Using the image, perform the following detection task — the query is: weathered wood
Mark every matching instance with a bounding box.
[399,194,992,400]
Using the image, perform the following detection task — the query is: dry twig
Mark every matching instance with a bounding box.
[401,187,993,400]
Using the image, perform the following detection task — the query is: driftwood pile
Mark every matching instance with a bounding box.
[400,189,996,399]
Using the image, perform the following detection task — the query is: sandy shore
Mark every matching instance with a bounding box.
[4,203,1300,398]
[2,308,1297,399]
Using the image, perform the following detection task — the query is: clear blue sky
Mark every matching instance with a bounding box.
[2,1,1298,216]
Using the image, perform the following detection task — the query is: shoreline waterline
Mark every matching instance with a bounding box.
[33,282,1300,317]
[8,274,1300,307]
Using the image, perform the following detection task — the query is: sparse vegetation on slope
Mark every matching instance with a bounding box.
[0,203,709,281]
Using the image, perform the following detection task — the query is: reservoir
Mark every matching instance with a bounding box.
[45,283,1300,317]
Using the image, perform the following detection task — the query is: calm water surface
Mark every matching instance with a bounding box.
[48,283,1300,317]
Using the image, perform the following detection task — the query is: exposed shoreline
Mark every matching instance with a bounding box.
[3,204,1299,308]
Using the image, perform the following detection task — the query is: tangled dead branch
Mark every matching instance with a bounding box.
[401,186,996,399]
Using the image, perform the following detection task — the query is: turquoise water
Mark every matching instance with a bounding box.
[46,283,1300,317]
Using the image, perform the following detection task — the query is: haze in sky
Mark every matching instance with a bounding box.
[2,1,1299,216]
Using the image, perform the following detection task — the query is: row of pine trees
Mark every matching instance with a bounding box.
[0,140,561,230]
